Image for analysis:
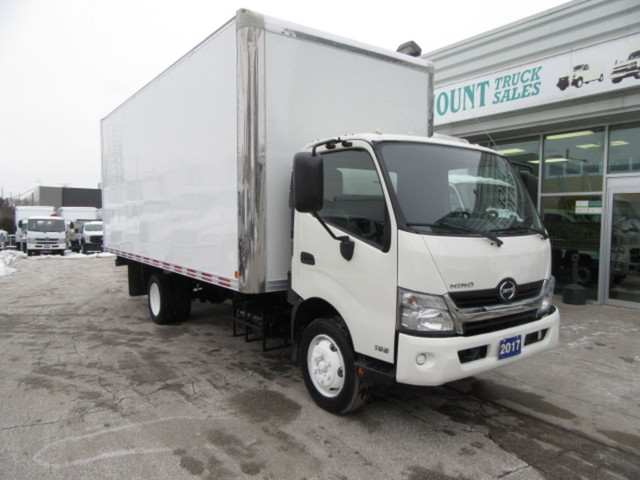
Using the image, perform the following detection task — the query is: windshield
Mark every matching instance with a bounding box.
[378,142,543,237]
[85,223,103,231]
[27,218,66,233]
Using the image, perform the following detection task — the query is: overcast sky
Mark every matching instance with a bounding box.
[0,0,571,198]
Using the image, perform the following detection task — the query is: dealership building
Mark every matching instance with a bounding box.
[425,0,640,308]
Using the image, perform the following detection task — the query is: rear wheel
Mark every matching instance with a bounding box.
[148,274,176,325]
[300,316,371,414]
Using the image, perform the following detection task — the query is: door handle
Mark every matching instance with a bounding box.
[300,252,315,265]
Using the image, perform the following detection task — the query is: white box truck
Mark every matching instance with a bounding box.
[14,205,66,255]
[102,9,559,413]
[57,206,99,252]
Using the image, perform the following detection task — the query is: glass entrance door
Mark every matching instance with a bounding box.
[605,180,640,308]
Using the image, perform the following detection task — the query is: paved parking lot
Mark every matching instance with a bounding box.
[1,254,638,479]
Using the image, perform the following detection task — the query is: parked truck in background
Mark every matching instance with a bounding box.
[80,221,104,253]
[57,206,99,252]
[14,205,56,253]
[102,9,560,413]
[18,216,66,256]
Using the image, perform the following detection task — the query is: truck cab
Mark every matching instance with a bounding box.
[19,216,67,256]
[291,134,559,412]
[81,221,104,254]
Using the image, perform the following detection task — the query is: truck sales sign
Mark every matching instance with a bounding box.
[434,33,640,126]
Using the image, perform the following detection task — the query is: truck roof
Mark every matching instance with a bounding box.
[25,215,65,220]
[305,133,496,155]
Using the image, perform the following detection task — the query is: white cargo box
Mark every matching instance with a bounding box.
[101,8,433,294]
[57,207,99,221]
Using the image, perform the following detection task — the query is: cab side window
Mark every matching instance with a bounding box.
[319,149,389,249]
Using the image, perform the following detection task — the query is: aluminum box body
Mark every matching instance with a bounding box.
[101,9,433,293]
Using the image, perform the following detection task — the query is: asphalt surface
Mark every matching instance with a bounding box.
[0,253,638,479]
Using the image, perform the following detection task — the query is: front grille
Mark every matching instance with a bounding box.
[449,280,543,309]
[612,62,636,74]
[462,310,539,336]
[89,235,103,244]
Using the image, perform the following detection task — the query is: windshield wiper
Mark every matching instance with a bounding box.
[408,221,503,247]
[491,224,548,239]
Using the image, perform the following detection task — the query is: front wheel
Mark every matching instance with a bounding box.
[300,317,371,414]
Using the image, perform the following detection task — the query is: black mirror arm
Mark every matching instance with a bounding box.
[312,212,355,261]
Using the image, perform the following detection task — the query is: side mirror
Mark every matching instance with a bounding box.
[293,152,323,213]
[519,171,538,206]
[18,220,23,228]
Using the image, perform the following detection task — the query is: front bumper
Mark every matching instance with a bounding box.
[395,307,560,386]
[28,243,66,251]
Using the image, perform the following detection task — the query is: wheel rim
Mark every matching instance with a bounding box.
[149,282,161,316]
[307,334,345,398]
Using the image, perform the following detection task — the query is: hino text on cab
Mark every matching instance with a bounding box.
[101,9,560,413]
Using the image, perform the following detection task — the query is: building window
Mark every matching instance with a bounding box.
[493,137,541,177]
[542,195,602,300]
[542,128,605,193]
[609,122,640,174]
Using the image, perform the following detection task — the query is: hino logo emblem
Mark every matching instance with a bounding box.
[498,279,517,302]
[450,282,474,289]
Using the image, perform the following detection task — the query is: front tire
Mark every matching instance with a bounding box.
[148,274,176,325]
[300,317,371,414]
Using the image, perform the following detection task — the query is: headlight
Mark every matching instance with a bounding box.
[538,276,555,315]
[398,289,454,333]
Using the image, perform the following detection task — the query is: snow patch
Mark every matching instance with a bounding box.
[0,249,114,277]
